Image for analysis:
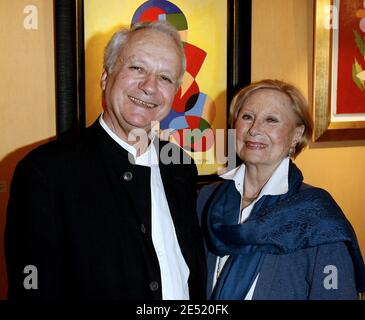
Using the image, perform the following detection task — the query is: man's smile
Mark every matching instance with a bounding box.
[128,95,158,109]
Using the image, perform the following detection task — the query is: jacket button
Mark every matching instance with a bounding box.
[140,224,146,234]
[149,281,159,292]
[123,171,133,181]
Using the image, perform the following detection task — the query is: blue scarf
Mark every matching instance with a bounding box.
[207,162,365,299]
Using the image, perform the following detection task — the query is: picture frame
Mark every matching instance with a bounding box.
[54,0,252,179]
[313,0,365,141]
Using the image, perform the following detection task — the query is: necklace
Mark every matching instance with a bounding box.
[242,195,259,202]
[240,194,259,222]
[242,173,272,205]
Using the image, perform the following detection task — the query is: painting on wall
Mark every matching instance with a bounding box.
[313,0,365,141]
[55,0,251,176]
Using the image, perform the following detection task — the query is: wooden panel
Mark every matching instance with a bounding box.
[0,0,56,300]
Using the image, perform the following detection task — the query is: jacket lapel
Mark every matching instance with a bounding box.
[95,122,153,232]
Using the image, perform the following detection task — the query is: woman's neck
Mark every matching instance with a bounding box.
[243,162,280,198]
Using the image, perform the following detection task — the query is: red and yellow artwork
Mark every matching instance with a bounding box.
[336,0,365,114]
[130,0,216,153]
[84,0,228,175]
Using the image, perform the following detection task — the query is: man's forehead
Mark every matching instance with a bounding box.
[128,28,171,44]
[122,29,181,61]
[122,31,180,60]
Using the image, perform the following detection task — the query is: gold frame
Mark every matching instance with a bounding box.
[313,0,365,141]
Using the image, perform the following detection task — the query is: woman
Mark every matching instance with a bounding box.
[198,79,365,300]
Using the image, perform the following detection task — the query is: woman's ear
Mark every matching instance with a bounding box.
[292,125,305,146]
[100,69,108,91]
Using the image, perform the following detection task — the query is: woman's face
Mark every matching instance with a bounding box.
[235,89,304,170]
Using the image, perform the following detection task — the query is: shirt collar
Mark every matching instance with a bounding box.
[220,158,290,198]
[99,113,158,167]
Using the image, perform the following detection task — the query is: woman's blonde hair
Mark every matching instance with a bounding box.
[229,79,313,158]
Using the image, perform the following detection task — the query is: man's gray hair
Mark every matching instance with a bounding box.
[103,21,186,86]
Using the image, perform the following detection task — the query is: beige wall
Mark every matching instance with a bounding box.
[0,0,55,299]
[252,0,365,254]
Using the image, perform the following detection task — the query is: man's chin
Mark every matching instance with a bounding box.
[125,122,152,138]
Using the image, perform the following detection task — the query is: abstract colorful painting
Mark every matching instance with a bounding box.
[84,0,227,174]
[131,0,216,153]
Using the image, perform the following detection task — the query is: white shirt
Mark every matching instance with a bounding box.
[99,115,190,300]
[213,158,290,300]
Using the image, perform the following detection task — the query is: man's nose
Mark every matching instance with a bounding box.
[139,74,158,95]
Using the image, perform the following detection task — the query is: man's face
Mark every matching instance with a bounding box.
[102,28,182,142]
[102,29,182,141]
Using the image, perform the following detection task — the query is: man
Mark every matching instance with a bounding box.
[5,21,206,300]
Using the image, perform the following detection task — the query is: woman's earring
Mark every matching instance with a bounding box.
[288,146,296,158]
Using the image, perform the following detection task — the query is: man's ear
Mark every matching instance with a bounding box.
[101,69,108,91]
